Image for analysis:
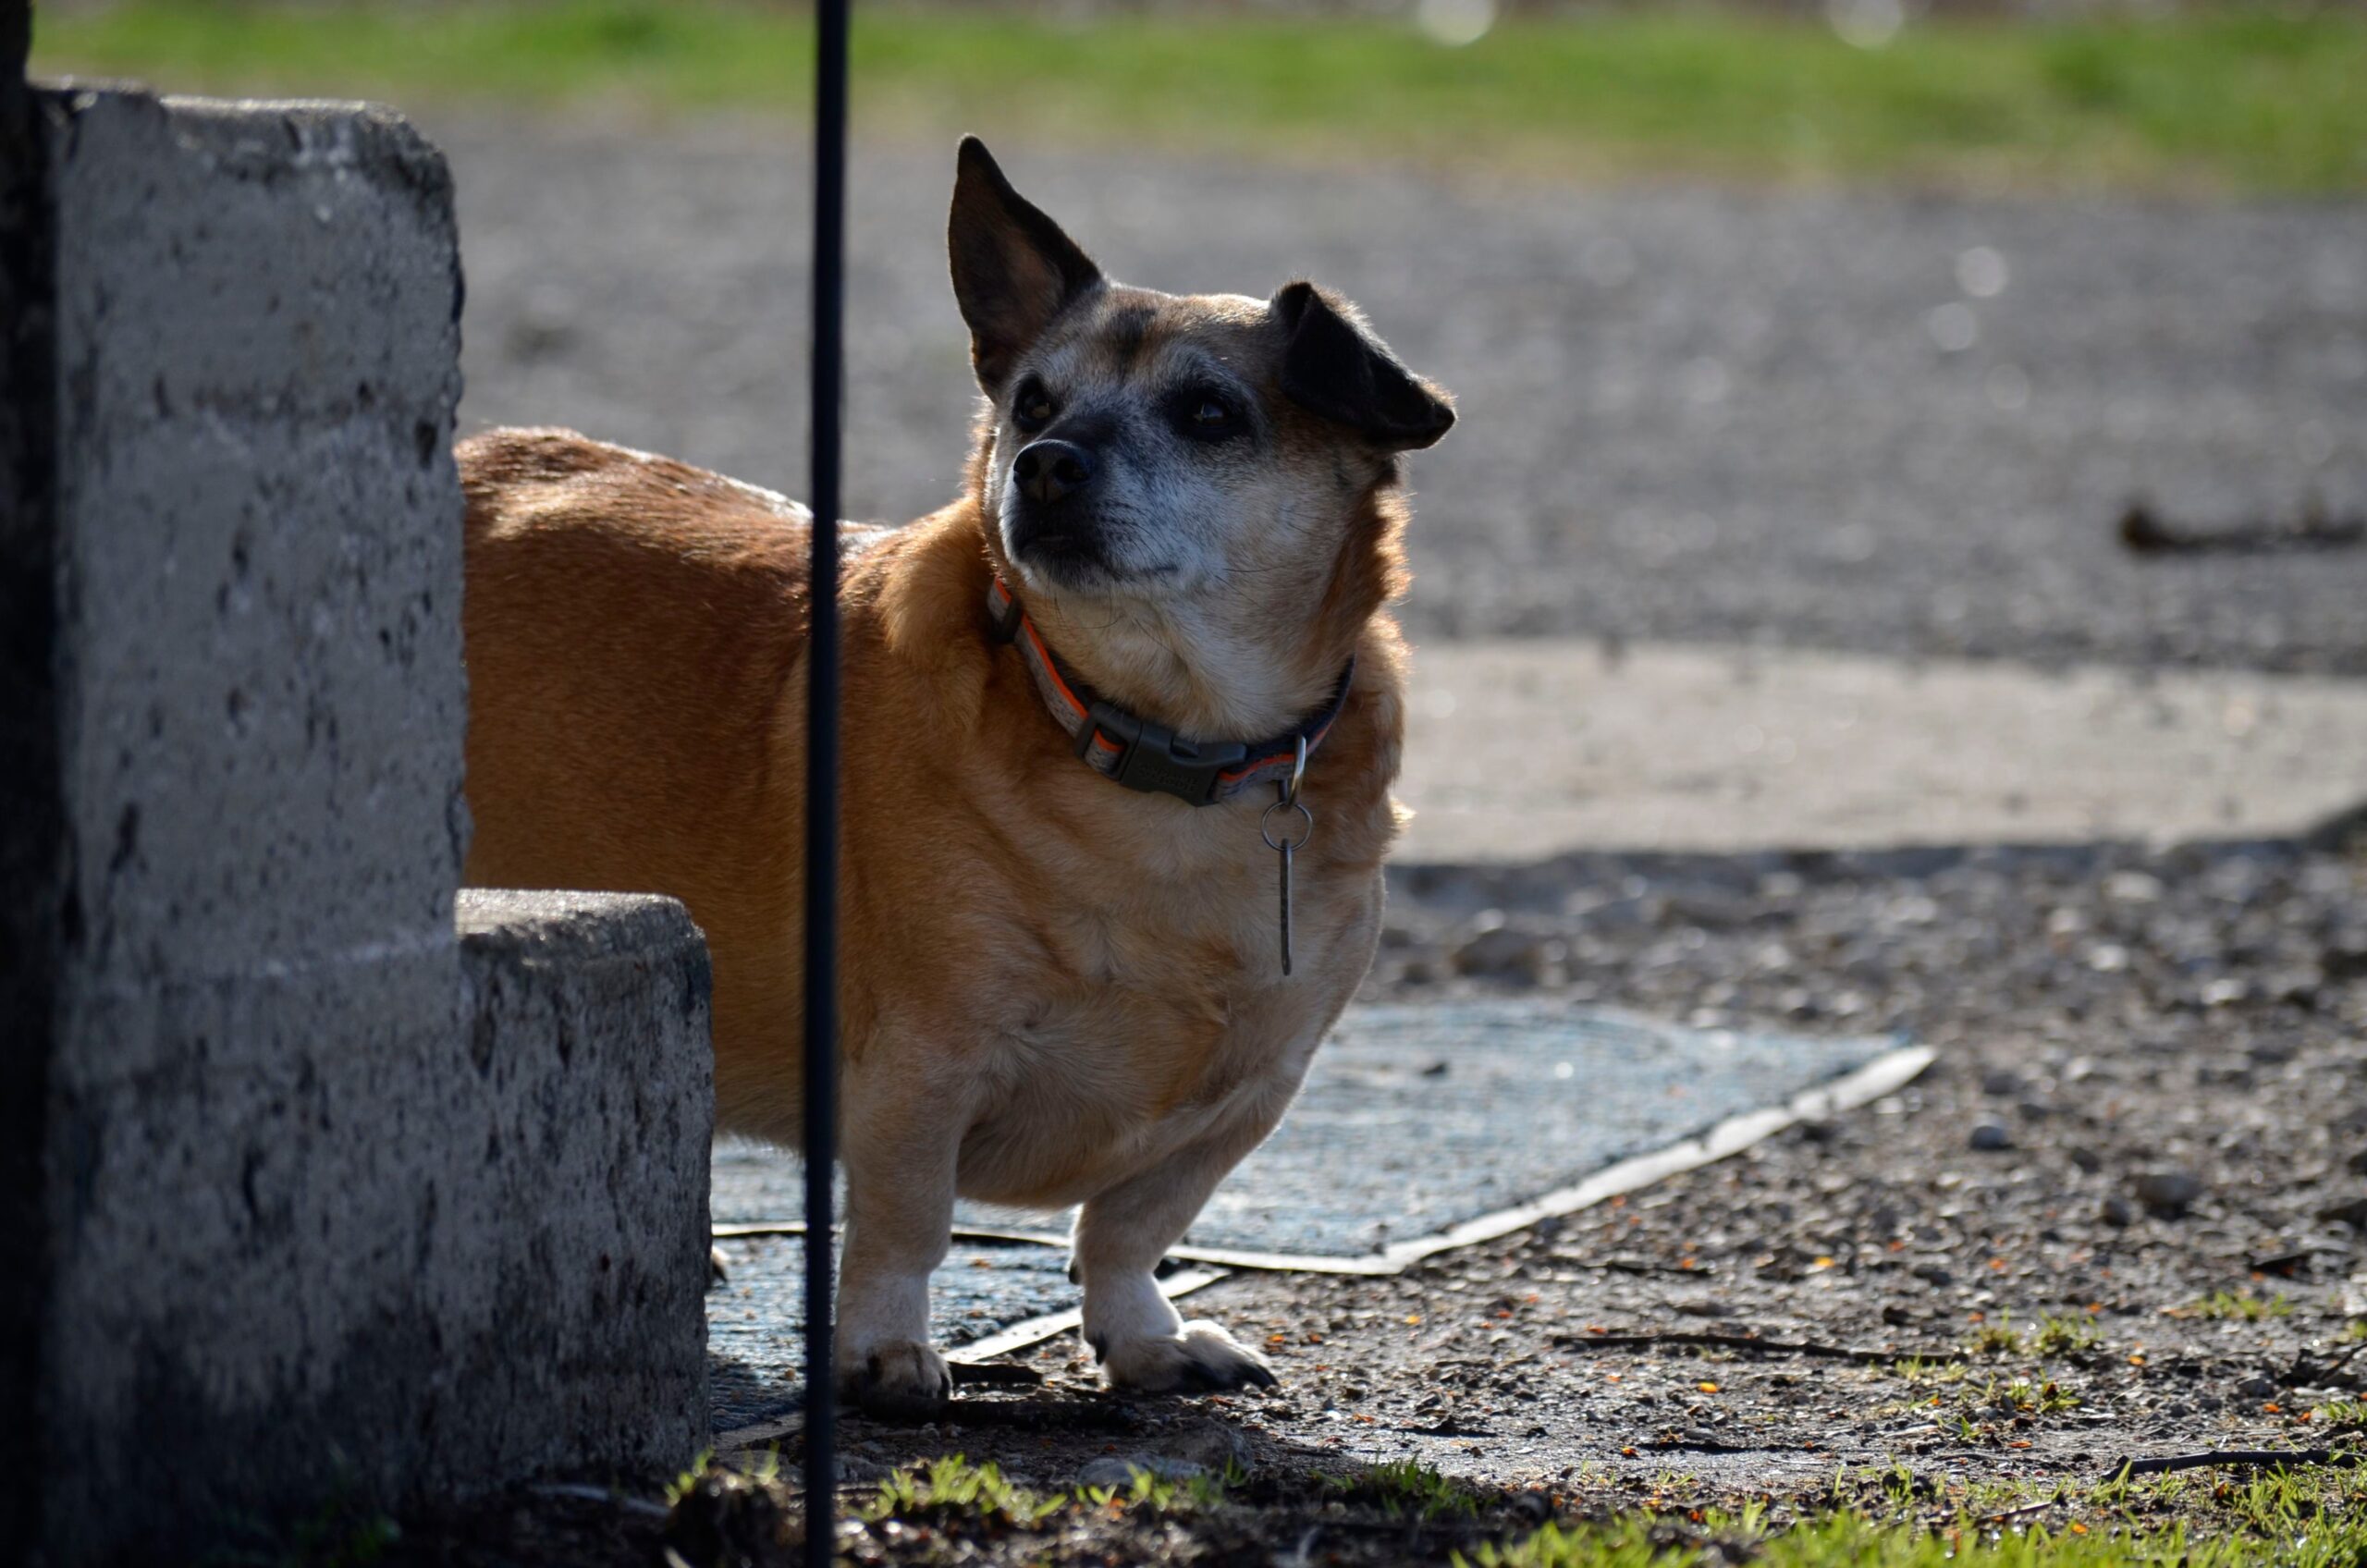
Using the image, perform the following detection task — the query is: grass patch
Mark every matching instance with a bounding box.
[1966,1375,2081,1417]
[1888,1355,1972,1386]
[865,1454,1070,1527]
[1319,1456,1484,1521]
[654,1448,2367,1567]
[1466,1459,2367,1566]
[1967,1317,2028,1358]
[30,1,2367,194]
[2189,1290,2295,1322]
[2032,1314,2102,1358]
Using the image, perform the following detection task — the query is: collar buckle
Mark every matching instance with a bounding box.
[1081,700,1250,807]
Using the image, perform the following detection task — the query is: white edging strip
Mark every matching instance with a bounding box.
[938,1043,1934,1362]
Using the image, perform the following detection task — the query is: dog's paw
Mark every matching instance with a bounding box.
[1098,1320,1278,1395]
[839,1340,953,1421]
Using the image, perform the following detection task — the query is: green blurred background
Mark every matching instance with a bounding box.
[29,1,2367,194]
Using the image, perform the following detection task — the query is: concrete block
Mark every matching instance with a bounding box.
[49,89,469,984]
[452,888,715,1485]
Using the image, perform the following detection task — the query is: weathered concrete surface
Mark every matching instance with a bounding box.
[1395,641,2367,862]
[10,89,714,1562]
[54,91,469,977]
[455,889,716,1489]
[29,85,472,1562]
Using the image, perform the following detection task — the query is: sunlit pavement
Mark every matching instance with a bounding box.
[1395,641,2367,863]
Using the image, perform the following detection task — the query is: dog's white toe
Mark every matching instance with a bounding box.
[840,1340,953,1421]
[1098,1320,1277,1394]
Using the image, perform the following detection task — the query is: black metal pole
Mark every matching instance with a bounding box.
[803,0,849,1562]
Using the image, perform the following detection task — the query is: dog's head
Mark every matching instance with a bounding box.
[949,138,1453,622]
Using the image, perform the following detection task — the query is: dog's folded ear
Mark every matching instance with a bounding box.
[1271,281,1455,451]
[949,137,1102,395]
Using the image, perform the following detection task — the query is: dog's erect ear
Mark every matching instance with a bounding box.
[1271,281,1455,451]
[948,137,1102,395]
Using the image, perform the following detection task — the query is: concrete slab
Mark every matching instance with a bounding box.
[1395,641,2367,863]
[454,889,715,1482]
[706,1004,1896,1410]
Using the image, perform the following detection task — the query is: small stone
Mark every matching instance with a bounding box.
[2131,1170,2204,1218]
[1078,1457,1142,1489]
[1912,1263,1954,1287]
[2105,871,2164,904]
[1968,1121,2014,1152]
[1980,1069,2023,1097]
[1078,1454,1207,1489]
[2270,974,2321,1009]
[2319,1196,2367,1229]
[2233,1375,2278,1400]
[2069,1146,2103,1174]
[2099,1195,2137,1227]
[1453,925,1547,981]
[1169,1424,1256,1476]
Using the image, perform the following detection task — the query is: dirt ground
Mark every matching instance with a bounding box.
[359,829,2366,1565]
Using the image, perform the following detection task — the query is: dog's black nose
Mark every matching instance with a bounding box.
[1013,439,1095,506]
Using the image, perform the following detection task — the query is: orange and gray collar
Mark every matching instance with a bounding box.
[987,575,1353,807]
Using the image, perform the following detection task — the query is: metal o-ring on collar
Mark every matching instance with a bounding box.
[1261,798,1314,853]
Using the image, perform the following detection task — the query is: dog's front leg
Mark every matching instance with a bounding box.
[1074,1131,1278,1394]
[834,1094,960,1420]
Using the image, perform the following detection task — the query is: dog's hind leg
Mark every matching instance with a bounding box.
[1073,1129,1279,1395]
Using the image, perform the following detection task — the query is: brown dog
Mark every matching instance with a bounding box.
[460,139,1452,1415]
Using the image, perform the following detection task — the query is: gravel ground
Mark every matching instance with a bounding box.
[807,833,2367,1540]
[374,831,2367,1563]
[433,115,2367,674]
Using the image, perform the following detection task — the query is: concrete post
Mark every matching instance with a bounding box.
[5,85,714,1562]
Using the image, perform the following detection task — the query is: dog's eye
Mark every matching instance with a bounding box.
[1177,391,1242,441]
[1012,381,1057,433]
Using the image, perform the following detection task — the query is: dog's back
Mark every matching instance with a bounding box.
[460,428,816,1080]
